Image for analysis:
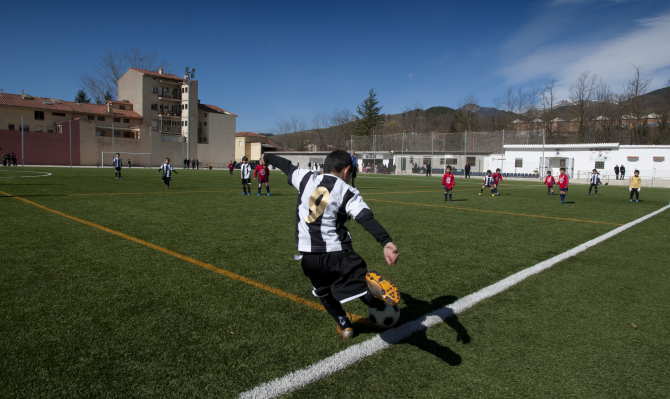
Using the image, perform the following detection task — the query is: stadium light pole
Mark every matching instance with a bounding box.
[21,116,24,166]
[112,123,115,157]
[501,129,504,172]
[69,120,72,168]
[149,127,152,168]
[542,128,545,177]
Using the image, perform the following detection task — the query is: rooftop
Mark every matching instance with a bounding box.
[0,92,142,119]
[235,132,268,138]
[199,103,236,116]
[128,67,185,82]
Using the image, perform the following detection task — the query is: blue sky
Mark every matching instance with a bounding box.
[2,0,669,132]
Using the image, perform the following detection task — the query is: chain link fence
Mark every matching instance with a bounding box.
[352,131,546,154]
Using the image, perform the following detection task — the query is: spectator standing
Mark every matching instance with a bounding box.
[196,159,199,169]
[184,158,188,169]
[228,160,234,175]
[620,165,626,180]
[12,152,17,166]
[128,159,131,169]
[308,162,312,170]
[426,162,431,177]
[465,162,471,178]
[614,165,620,180]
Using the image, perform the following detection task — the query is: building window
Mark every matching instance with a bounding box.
[151,103,158,111]
[98,116,105,121]
[204,122,207,126]
[119,105,125,110]
[515,158,523,168]
[35,111,44,120]
[444,158,457,165]
[114,118,121,122]
[96,130,104,136]
[559,159,566,168]
[184,121,187,127]
[124,119,130,123]
[8,124,14,130]
[627,156,639,162]
[595,161,605,169]
[653,157,665,162]
[48,127,54,133]
[185,87,188,93]
[239,141,242,147]
[184,104,187,109]
[204,113,207,117]
[88,115,95,120]
[466,156,476,167]
[151,86,158,94]
[35,125,43,132]
[52,112,66,117]
[20,125,29,131]
[56,125,62,133]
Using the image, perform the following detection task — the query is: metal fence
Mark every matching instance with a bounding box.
[351,131,545,155]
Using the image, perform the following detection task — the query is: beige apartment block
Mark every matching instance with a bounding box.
[234,132,279,162]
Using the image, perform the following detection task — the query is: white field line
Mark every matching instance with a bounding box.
[0,170,52,178]
[240,204,670,399]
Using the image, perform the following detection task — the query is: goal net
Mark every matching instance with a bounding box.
[101,152,152,168]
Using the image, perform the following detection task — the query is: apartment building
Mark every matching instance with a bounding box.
[0,67,236,166]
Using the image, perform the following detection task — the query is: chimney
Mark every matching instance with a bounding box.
[159,67,163,75]
[107,102,113,114]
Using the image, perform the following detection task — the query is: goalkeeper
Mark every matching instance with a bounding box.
[260,150,400,339]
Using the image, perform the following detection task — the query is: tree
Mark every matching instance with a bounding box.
[623,64,652,144]
[569,71,597,142]
[540,80,558,139]
[74,89,91,104]
[401,102,427,133]
[452,94,480,132]
[79,48,171,104]
[354,89,384,136]
[102,90,114,104]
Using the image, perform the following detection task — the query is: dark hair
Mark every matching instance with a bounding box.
[547,171,551,174]
[324,149,352,174]
[446,165,452,171]
[496,168,501,172]
[486,170,492,174]
[634,169,640,174]
[559,167,566,171]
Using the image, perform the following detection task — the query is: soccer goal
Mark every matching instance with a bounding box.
[101,152,152,168]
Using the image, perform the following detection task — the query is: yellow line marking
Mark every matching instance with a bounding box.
[67,188,296,197]
[0,189,369,325]
[366,198,624,226]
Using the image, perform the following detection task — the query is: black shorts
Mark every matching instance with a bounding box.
[483,183,491,188]
[162,176,171,182]
[242,178,250,184]
[561,187,568,192]
[115,167,121,171]
[301,249,368,304]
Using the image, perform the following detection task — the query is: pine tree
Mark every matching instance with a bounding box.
[354,89,384,136]
[74,89,91,104]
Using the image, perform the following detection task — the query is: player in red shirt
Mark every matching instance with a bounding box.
[492,168,503,195]
[228,161,234,175]
[558,167,569,204]
[544,171,556,195]
[254,163,270,196]
[442,165,455,201]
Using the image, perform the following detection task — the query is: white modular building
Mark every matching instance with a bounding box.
[498,143,670,184]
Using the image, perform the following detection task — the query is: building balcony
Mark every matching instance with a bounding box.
[158,95,182,102]
[158,111,182,118]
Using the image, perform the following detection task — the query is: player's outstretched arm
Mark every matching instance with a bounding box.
[355,209,398,265]
[261,153,303,187]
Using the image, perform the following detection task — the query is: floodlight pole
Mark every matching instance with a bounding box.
[69,120,72,167]
[464,130,467,167]
[373,132,376,174]
[112,123,115,156]
[401,132,404,175]
[501,129,504,172]
[21,116,24,166]
[149,127,152,168]
[542,128,545,177]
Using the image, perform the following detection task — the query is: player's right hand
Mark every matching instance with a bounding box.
[383,242,399,266]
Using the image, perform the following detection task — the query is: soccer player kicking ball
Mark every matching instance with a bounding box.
[558,167,569,204]
[254,162,270,196]
[260,150,400,339]
[544,171,556,195]
[480,170,495,196]
[629,170,641,202]
[492,168,503,195]
[157,158,178,189]
[442,165,455,201]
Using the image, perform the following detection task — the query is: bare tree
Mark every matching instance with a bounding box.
[493,86,517,130]
[623,65,652,144]
[569,71,598,141]
[401,102,427,133]
[454,94,480,132]
[540,80,558,139]
[79,48,171,104]
[591,79,616,142]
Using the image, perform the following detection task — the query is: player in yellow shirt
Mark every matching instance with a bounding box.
[629,169,641,202]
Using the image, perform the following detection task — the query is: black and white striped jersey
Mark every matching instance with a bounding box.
[482,175,494,186]
[265,154,392,253]
[113,157,122,168]
[159,163,175,178]
[240,163,251,179]
[590,174,599,184]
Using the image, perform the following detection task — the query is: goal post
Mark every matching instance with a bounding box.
[101,152,152,168]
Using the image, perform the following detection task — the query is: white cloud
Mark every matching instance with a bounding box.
[499,12,670,98]
[408,73,413,78]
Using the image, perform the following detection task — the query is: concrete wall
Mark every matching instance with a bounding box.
[0,104,73,133]
[0,124,80,165]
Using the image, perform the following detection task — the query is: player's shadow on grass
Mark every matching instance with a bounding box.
[399,293,471,366]
[449,199,468,202]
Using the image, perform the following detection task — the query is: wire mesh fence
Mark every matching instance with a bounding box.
[351,131,546,154]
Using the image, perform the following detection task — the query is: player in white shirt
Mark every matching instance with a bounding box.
[479,170,495,196]
[240,156,252,196]
[157,158,178,189]
[112,153,123,179]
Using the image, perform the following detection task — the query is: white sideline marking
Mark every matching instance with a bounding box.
[240,204,670,399]
[0,170,52,178]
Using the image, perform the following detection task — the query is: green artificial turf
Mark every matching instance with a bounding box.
[1,167,668,398]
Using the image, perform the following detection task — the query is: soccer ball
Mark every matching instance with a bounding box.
[368,303,400,328]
